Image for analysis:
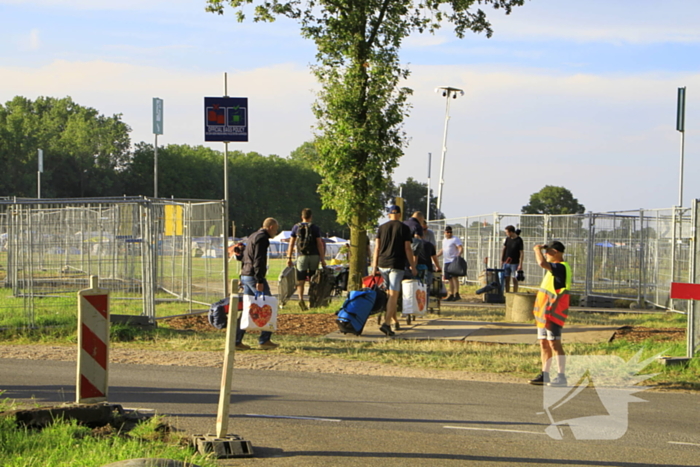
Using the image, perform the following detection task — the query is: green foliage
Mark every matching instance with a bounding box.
[397,177,443,219]
[204,0,526,289]
[0,96,131,198]
[522,185,586,215]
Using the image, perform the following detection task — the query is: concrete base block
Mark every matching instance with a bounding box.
[505,293,536,322]
[192,434,254,458]
[657,356,692,366]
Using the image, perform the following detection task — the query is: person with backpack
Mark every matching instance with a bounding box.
[287,208,326,310]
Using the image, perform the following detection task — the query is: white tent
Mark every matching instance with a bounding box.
[273,230,293,242]
[328,236,348,244]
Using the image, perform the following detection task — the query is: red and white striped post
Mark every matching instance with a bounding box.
[76,275,110,404]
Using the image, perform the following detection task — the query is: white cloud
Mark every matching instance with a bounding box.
[0,59,318,157]
[2,59,699,216]
[27,28,41,50]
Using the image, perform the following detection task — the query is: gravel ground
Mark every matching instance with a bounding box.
[0,312,682,386]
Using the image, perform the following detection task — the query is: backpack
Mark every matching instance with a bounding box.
[296,222,314,256]
[208,297,230,329]
[411,238,424,260]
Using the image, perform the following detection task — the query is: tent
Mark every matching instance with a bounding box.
[273,230,293,242]
[328,236,348,244]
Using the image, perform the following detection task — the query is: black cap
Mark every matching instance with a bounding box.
[444,226,452,232]
[545,241,565,253]
[388,205,401,214]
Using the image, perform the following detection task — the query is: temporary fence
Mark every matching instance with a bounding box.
[0,196,226,328]
[427,206,695,313]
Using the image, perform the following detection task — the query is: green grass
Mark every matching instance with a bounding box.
[0,399,217,467]
[2,284,698,390]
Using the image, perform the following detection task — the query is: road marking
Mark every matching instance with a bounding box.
[444,426,546,435]
[245,414,341,422]
[668,441,700,447]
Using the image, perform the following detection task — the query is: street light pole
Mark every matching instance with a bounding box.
[435,86,463,217]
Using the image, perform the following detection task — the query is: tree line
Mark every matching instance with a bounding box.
[0,95,446,237]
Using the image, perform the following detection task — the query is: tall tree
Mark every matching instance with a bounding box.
[0,96,131,198]
[206,0,525,289]
[522,185,586,215]
[397,177,443,220]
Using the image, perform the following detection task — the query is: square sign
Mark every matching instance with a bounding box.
[204,97,248,142]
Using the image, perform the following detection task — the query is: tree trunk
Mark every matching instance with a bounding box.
[348,212,369,291]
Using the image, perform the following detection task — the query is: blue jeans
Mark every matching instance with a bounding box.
[237,276,273,345]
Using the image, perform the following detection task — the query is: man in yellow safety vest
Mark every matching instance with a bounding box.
[528,240,572,387]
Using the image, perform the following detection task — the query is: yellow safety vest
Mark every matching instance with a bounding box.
[533,261,572,328]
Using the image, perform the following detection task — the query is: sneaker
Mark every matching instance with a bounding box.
[393,322,401,331]
[235,343,251,351]
[548,374,568,387]
[259,341,279,350]
[529,372,550,385]
[444,295,455,302]
[379,324,395,337]
[299,300,308,311]
[454,293,462,301]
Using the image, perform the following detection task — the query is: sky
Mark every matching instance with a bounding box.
[2,0,699,220]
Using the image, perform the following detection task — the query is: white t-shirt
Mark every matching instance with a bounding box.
[442,236,463,264]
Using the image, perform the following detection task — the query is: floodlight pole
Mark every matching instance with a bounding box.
[426,152,431,221]
[435,86,463,217]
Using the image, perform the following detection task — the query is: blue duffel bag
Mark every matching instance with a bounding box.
[335,289,377,336]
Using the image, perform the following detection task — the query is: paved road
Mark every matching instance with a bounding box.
[2,359,699,466]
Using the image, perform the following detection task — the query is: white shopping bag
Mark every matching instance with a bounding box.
[402,279,428,316]
[241,293,278,331]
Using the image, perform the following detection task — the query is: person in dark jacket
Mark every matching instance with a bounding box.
[237,217,279,350]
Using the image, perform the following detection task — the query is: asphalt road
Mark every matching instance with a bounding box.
[2,359,699,467]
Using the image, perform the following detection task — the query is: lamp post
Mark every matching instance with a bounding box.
[435,86,464,217]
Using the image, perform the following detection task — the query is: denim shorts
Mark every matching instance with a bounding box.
[537,323,563,341]
[378,267,405,291]
[501,263,518,277]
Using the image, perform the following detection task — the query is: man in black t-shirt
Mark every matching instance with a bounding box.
[501,225,524,293]
[288,208,326,311]
[372,205,417,337]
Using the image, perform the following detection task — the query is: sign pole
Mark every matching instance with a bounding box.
[154,134,158,198]
[677,87,686,207]
[153,98,164,198]
[37,149,43,199]
[223,73,230,298]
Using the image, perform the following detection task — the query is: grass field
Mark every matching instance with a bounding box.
[0,394,217,467]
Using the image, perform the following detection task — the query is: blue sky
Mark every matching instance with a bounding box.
[2,0,699,219]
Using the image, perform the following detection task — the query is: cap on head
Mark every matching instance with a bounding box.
[545,240,565,253]
[388,205,401,214]
[444,226,452,233]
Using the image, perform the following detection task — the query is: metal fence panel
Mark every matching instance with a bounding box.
[0,197,226,328]
[428,208,693,311]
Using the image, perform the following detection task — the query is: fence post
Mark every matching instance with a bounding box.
[638,209,645,307]
[585,211,594,299]
[689,200,698,357]
[76,275,109,404]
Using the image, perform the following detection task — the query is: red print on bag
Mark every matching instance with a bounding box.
[249,303,272,328]
[416,289,426,312]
